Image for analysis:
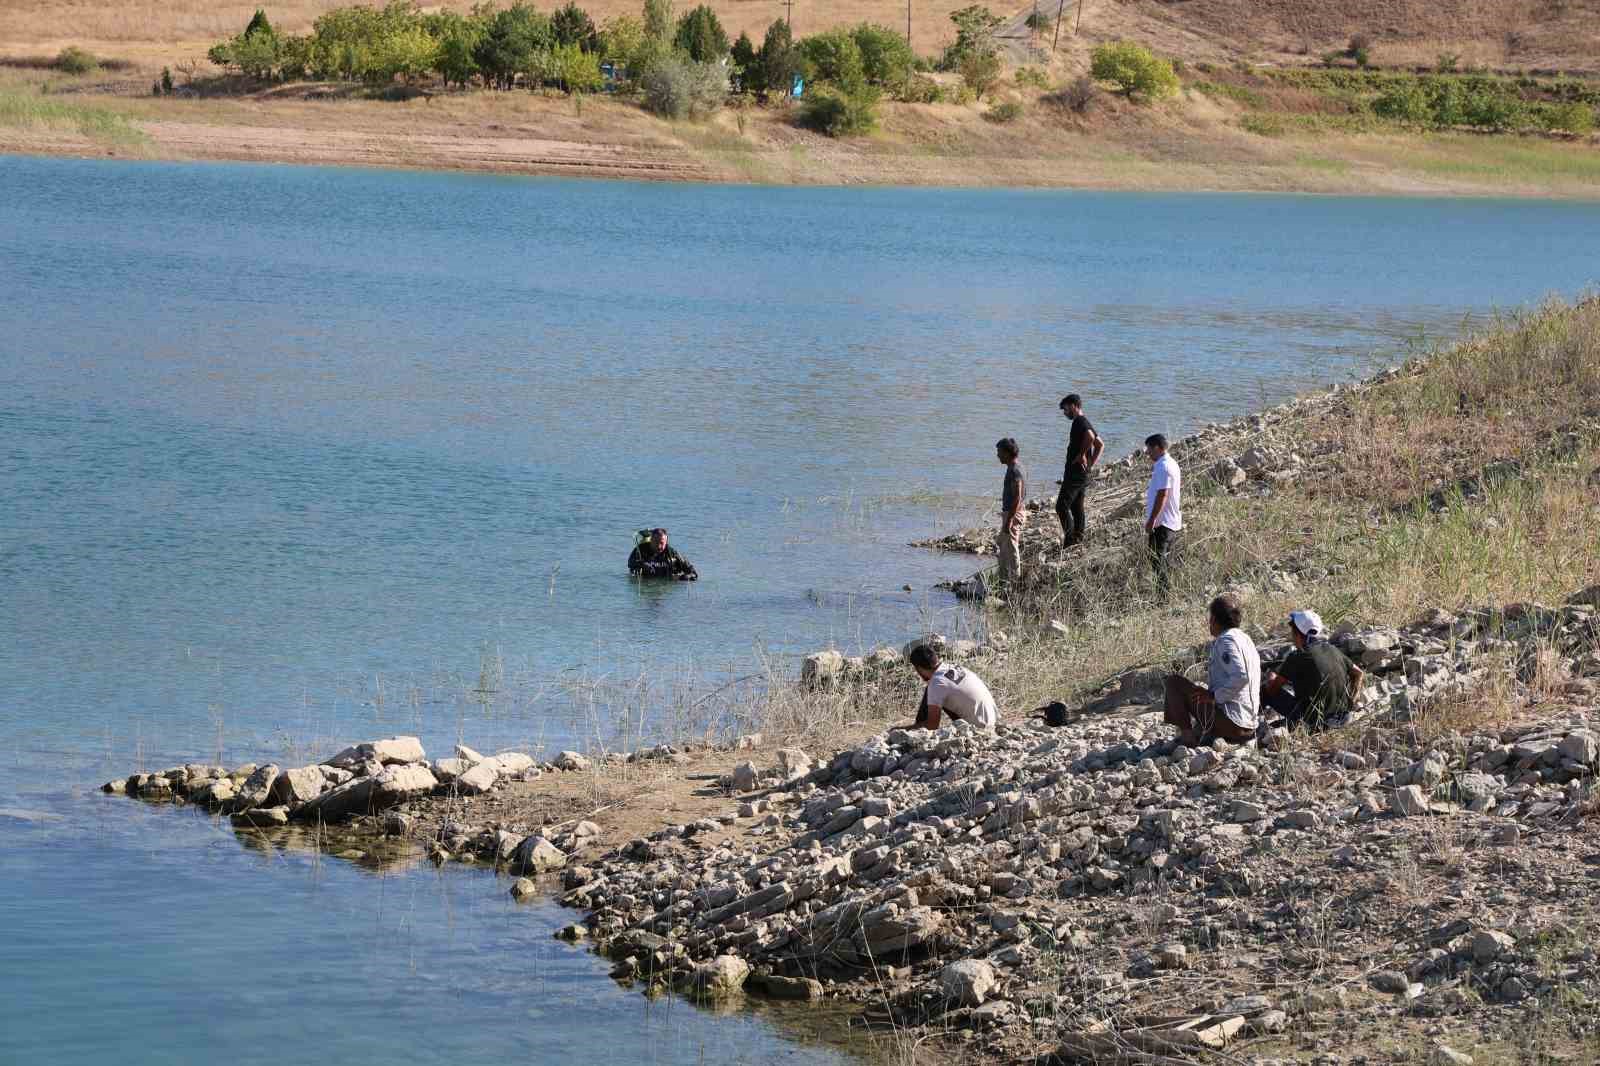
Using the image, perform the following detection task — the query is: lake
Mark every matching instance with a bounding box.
[2,154,1597,1063]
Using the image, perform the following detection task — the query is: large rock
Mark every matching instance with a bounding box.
[553,751,591,772]
[1207,458,1247,489]
[230,806,290,828]
[269,766,328,808]
[861,906,942,953]
[326,736,426,770]
[750,973,824,1000]
[511,835,567,875]
[684,955,750,1001]
[455,763,500,795]
[731,761,760,792]
[940,959,997,1006]
[776,748,812,779]
[232,764,280,811]
[485,752,535,775]
[432,758,471,782]
[1559,731,1597,765]
[1389,785,1431,817]
[294,764,437,823]
[801,650,845,689]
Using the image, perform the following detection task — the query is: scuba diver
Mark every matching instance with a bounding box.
[628,528,698,580]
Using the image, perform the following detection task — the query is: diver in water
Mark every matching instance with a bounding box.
[627,528,698,580]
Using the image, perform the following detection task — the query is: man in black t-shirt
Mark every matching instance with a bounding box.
[1261,609,1363,731]
[1055,393,1103,549]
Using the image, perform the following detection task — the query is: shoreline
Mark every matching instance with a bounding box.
[95,295,1600,1063]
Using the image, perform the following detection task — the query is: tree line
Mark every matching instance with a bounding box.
[206,1,1017,134]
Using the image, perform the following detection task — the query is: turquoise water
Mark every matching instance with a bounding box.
[2,155,1598,1063]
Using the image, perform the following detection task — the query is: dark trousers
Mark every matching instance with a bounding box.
[1056,480,1088,546]
[1147,526,1175,599]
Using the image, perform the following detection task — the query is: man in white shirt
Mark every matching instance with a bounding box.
[1163,593,1261,746]
[1142,433,1182,600]
[904,645,999,731]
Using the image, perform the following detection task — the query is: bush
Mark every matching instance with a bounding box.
[1053,73,1096,113]
[984,96,1023,122]
[896,72,943,103]
[800,31,867,89]
[641,53,726,118]
[1436,53,1461,73]
[55,46,100,75]
[475,3,555,89]
[553,41,602,92]
[939,4,1001,69]
[1014,65,1049,90]
[1462,90,1526,132]
[370,26,439,83]
[552,2,598,51]
[1373,81,1431,123]
[1545,100,1596,136]
[801,84,879,136]
[959,48,1001,100]
[1089,41,1177,101]
[756,19,800,97]
[850,23,915,87]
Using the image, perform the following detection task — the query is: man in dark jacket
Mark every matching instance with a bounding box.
[1055,393,1103,549]
[628,528,698,580]
[1261,609,1363,731]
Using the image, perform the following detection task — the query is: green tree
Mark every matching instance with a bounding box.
[600,14,645,62]
[801,83,879,135]
[959,47,1000,100]
[730,31,758,92]
[244,8,273,37]
[553,40,602,90]
[800,30,867,91]
[370,25,439,82]
[1374,80,1431,123]
[641,51,726,117]
[552,2,598,51]
[941,4,1000,68]
[1547,100,1596,136]
[642,0,675,45]
[756,19,799,97]
[1089,41,1178,101]
[674,5,729,63]
[850,23,914,87]
[475,2,553,88]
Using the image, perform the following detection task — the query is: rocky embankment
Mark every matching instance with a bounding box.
[107,585,1600,1060]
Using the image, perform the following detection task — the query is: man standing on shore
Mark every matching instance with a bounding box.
[1055,394,1103,550]
[997,438,1026,589]
[1143,433,1182,600]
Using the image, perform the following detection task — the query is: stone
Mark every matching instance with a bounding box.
[776,748,812,778]
[801,650,845,689]
[1430,1047,1473,1066]
[553,751,591,772]
[1559,731,1597,765]
[383,811,413,836]
[232,763,280,811]
[1389,785,1431,817]
[294,764,437,823]
[455,763,500,795]
[1369,970,1411,995]
[485,752,535,775]
[101,779,126,794]
[195,779,236,806]
[686,955,750,1000]
[1153,942,1188,969]
[1230,800,1266,822]
[1207,457,1248,488]
[1237,446,1270,472]
[455,744,485,764]
[230,806,290,828]
[940,959,998,1006]
[555,923,588,940]
[511,835,567,875]
[731,761,760,792]
[432,758,471,782]
[1471,929,1515,963]
[269,766,327,808]
[510,877,537,900]
[327,736,425,769]
[750,974,823,1000]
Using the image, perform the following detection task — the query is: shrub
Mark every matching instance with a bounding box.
[1014,65,1049,90]
[370,26,439,83]
[940,5,1001,69]
[161,67,174,94]
[1545,100,1596,136]
[801,84,879,136]
[984,96,1023,122]
[1373,81,1431,123]
[553,40,602,92]
[55,46,100,75]
[896,72,943,103]
[674,5,729,63]
[1089,41,1178,101]
[1436,53,1461,73]
[641,52,726,118]
[959,48,1001,100]
[1054,73,1096,112]
[1462,90,1525,131]
[800,30,867,89]
[475,3,555,89]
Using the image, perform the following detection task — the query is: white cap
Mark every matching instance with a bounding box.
[1289,609,1325,637]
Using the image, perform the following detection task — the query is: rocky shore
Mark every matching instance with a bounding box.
[104,583,1600,1061]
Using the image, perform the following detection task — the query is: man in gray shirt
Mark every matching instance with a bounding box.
[1163,593,1260,746]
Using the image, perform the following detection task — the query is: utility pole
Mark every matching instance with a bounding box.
[1075,0,1085,35]
[906,0,911,44]
[783,0,795,35]
[1051,0,1064,51]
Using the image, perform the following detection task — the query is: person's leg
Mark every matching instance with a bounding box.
[1163,675,1208,747]
[1149,526,1173,600]
[1054,488,1072,548]
[1067,482,1087,545]
[997,523,1020,586]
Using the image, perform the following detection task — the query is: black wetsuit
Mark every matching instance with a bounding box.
[628,543,698,580]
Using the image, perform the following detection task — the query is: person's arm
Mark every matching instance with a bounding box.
[1086,431,1104,470]
[1007,471,1025,533]
[1262,670,1290,698]
[628,546,644,573]
[1146,488,1168,533]
[1346,659,1365,701]
[920,703,944,730]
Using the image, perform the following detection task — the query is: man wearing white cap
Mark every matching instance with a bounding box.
[1261,609,1364,731]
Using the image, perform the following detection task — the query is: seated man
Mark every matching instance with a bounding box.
[1163,593,1260,746]
[1261,609,1364,731]
[627,528,698,580]
[904,645,998,732]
